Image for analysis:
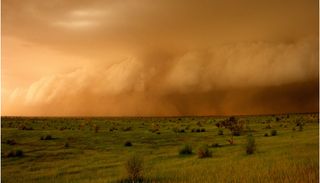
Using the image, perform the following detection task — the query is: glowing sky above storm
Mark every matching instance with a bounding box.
[2,0,319,116]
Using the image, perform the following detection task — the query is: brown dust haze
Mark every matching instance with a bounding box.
[2,0,319,116]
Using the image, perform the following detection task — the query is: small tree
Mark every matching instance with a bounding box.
[216,116,244,144]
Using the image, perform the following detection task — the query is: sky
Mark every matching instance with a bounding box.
[2,0,319,116]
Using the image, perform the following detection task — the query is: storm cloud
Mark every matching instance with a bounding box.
[2,0,318,116]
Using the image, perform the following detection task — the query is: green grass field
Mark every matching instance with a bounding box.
[1,114,319,183]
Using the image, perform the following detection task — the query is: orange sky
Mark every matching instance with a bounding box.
[2,0,319,116]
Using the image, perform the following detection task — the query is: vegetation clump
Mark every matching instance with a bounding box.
[271,130,277,136]
[211,143,222,148]
[246,134,256,154]
[4,149,24,158]
[197,145,212,158]
[40,135,52,140]
[18,124,33,130]
[93,124,100,133]
[122,126,132,132]
[179,144,193,155]
[298,123,304,131]
[109,127,118,132]
[218,129,224,135]
[124,141,132,147]
[64,142,69,148]
[5,139,16,145]
[125,155,143,182]
[215,116,244,144]
[265,124,272,129]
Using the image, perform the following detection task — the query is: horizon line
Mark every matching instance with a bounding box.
[1,111,318,118]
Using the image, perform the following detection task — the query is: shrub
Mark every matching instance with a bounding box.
[126,155,143,182]
[246,134,256,154]
[6,139,16,145]
[196,128,201,133]
[122,126,132,132]
[264,133,269,137]
[94,125,100,133]
[197,145,212,158]
[265,124,272,129]
[41,135,52,140]
[15,149,24,157]
[5,151,15,158]
[5,149,24,158]
[299,125,303,131]
[45,135,52,140]
[124,141,132,147]
[201,128,206,132]
[110,127,118,132]
[179,144,193,155]
[218,129,224,135]
[191,128,196,132]
[215,116,245,144]
[292,127,296,131]
[18,124,33,130]
[232,130,241,136]
[211,143,222,148]
[271,130,277,136]
[64,142,69,148]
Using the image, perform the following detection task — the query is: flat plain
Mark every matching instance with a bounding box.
[1,113,319,183]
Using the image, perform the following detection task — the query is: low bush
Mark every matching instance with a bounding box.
[246,134,256,155]
[271,130,277,136]
[5,151,15,158]
[218,129,224,135]
[201,128,206,132]
[18,124,33,130]
[299,125,303,131]
[94,125,100,133]
[126,155,143,182]
[64,142,69,148]
[6,139,16,145]
[264,133,269,137]
[211,143,222,148]
[41,135,52,140]
[5,149,24,158]
[179,144,193,155]
[122,126,132,132]
[110,127,118,132]
[232,130,241,136]
[197,145,212,158]
[15,149,24,157]
[124,141,132,147]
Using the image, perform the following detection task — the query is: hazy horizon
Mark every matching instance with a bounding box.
[2,0,319,116]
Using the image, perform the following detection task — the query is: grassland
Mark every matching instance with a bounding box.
[1,113,319,183]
